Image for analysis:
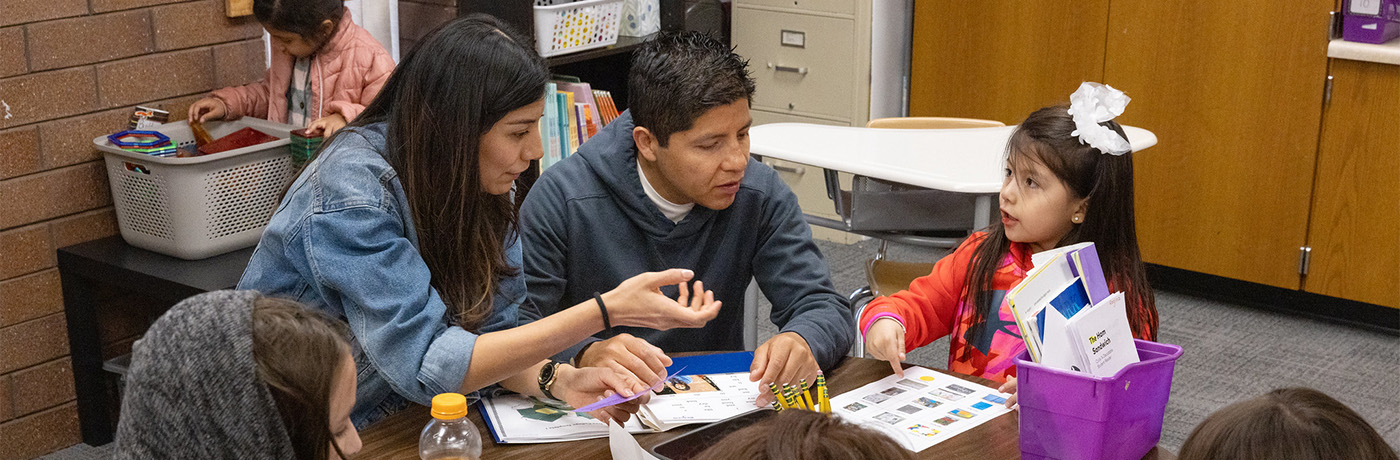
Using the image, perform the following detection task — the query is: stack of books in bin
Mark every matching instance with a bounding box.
[1008,242,1140,377]
[290,128,324,168]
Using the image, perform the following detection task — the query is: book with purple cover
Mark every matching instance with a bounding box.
[1031,242,1110,305]
[1068,244,1110,305]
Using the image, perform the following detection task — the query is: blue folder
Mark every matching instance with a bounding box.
[665,351,755,376]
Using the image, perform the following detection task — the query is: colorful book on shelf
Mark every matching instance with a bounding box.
[578,102,597,139]
[593,90,619,124]
[555,80,603,134]
[554,91,571,160]
[574,103,589,145]
[541,83,562,170]
[557,90,577,154]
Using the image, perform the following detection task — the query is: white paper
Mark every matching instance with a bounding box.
[1030,242,1092,269]
[828,367,1013,452]
[639,373,763,429]
[1040,304,1084,372]
[609,420,661,460]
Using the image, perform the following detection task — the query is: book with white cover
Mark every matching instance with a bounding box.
[1006,252,1078,362]
[1065,292,1140,377]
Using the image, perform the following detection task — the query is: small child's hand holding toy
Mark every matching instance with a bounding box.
[188,97,227,123]
[306,113,347,137]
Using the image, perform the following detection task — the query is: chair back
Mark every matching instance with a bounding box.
[865,258,937,298]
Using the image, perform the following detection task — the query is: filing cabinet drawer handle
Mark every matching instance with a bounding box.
[771,164,806,175]
[767,62,809,76]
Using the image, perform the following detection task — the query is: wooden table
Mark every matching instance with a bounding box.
[359,356,1175,459]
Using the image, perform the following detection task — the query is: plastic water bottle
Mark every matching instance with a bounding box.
[419,393,482,460]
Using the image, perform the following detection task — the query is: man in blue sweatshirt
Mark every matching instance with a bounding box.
[519,32,854,400]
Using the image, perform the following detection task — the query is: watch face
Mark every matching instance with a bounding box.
[539,362,558,385]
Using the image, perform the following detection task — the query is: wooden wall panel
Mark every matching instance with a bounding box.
[909,0,1110,124]
[1305,58,1400,308]
[1104,0,1333,289]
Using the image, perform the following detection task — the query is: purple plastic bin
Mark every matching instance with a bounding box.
[1344,0,1400,44]
[1014,339,1184,460]
[1344,15,1400,44]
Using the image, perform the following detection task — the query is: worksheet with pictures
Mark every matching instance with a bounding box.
[640,373,763,425]
[829,367,1013,452]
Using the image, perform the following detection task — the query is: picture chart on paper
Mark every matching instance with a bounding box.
[639,372,763,430]
[828,367,1013,452]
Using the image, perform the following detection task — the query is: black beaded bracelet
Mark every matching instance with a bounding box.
[593,291,612,335]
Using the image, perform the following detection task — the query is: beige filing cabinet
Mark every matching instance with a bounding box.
[733,0,911,243]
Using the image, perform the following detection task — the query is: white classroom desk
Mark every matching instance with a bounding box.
[748,123,1159,232]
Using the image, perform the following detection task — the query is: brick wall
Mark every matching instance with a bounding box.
[0,0,264,457]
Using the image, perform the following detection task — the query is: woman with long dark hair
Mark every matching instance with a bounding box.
[239,15,721,427]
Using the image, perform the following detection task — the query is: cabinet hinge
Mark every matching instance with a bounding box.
[1329,11,1342,40]
[1298,246,1313,276]
[1323,75,1334,108]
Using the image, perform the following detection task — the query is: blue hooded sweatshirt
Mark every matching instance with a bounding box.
[519,111,855,370]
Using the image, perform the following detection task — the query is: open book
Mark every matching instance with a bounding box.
[480,352,763,443]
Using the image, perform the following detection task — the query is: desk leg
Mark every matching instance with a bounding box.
[60,271,114,445]
[974,195,993,230]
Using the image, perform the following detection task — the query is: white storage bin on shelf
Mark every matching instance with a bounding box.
[533,0,625,57]
[92,118,298,260]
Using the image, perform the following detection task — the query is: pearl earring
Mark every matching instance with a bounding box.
[1073,216,1082,223]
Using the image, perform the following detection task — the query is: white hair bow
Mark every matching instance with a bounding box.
[1067,82,1131,155]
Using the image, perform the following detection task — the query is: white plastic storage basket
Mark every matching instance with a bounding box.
[533,0,624,57]
[93,118,298,260]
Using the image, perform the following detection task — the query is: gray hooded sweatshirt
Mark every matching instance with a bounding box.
[520,111,855,370]
[113,290,297,459]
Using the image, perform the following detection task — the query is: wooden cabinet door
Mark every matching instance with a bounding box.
[908,0,1110,124]
[1304,59,1400,308]
[1103,0,1333,289]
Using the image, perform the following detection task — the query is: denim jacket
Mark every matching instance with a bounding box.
[237,122,538,428]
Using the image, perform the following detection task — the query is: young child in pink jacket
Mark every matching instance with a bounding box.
[189,0,394,136]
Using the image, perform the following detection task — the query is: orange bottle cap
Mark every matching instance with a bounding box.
[431,393,468,420]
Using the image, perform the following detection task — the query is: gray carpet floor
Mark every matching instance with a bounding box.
[38,238,1400,459]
